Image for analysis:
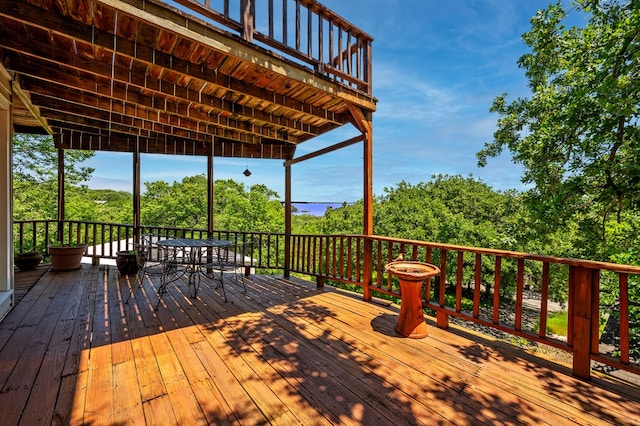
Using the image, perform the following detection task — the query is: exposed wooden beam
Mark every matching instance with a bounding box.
[11,79,52,135]
[346,103,373,135]
[29,90,296,145]
[96,0,348,96]
[53,129,296,159]
[20,77,311,140]
[2,51,315,143]
[0,0,350,123]
[284,134,364,166]
[1,0,375,163]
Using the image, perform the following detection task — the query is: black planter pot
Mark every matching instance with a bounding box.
[116,251,139,275]
[14,251,43,271]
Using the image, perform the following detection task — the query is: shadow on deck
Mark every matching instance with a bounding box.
[2,265,639,424]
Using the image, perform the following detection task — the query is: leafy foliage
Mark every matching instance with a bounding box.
[13,134,95,186]
[141,175,284,232]
[13,134,95,221]
[373,175,525,250]
[478,0,640,249]
[477,0,640,357]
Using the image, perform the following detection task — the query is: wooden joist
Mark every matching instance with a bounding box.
[0,0,376,159]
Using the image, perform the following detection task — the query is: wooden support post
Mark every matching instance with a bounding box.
[362,113,373,301]
[362,126,373,236]
[619,274,630,364]
[363,237,372,301]
[570,265,599,380]
[207,153,214,235]
[515,258,525,330]
[0,65,14,321]
[492,256,502,324]
[56,144,65,242]
[473,253,481,318]
[284,163,291,278]
[133,144,141,244]
[241,0,255,42]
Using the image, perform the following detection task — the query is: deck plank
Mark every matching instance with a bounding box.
[112,352,146,425]
[0,264,638,425]
[0,268,86,425]
[303,289,593,424]
[154,291,242,424]
[52,266,96,425]
[84,267,116,425]
[165,280,305,424]
[0,267,50,350]
[13,264,49,307]
[246,278,491,424]
[224,278,447,424]
[20,271,88,424]
[109,272,146,425]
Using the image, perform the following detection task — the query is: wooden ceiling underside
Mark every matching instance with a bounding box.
[0,0,376,160]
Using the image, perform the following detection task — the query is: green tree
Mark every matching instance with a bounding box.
[142,175,209,229]
[292,213,323,234]
[373,175,524,250]
[13,134,95,220]
[477,0,640,257]
[214,180,283,232]
[320,176,527,299]
[321,201,366,234]
[64,187,133,224]
[477,0,640,356]
[141,176,284,232]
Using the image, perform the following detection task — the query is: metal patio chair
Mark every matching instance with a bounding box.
[203,240,258,301]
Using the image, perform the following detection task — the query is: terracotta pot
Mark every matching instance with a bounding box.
[48,245,87,272]
[14,251,43,271]
[116,251,139,275]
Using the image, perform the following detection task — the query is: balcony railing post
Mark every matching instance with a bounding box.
[570,265,599,379]
[436,249,449,328]
[241,0,255,42]
[363,237,372,301]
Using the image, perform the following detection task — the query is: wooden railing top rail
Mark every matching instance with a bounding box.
[358,234,640,274]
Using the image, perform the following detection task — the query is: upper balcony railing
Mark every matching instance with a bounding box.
[168,0,373,94]
[13,219,640,381]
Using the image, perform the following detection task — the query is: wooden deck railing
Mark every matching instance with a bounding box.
[169,0,373,94]
[289,233,640,380]
[12,220,284,271]
[13,220,640,380]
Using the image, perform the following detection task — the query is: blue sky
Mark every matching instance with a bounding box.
[84,1,572,203]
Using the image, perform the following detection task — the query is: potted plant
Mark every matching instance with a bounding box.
[48,241,88,272]
[14,250,44,271]
[116,250,139,275]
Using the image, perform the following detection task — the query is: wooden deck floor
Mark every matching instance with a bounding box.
[1,265,639,425]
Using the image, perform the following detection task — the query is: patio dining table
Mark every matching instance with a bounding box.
[155,238,232,303]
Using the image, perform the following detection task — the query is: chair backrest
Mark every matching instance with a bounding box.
[135,234,161,267]
[237,240,260,267]
[217,241,249,268]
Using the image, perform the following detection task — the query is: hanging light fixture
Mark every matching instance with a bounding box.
[243,153,253,176]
